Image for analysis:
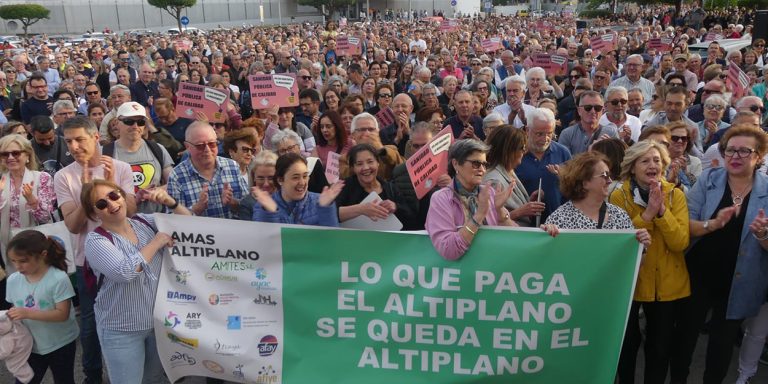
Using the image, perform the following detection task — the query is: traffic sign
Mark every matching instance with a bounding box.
[484,1,492,10]
[450,0,457,6]
[181,16,190,26]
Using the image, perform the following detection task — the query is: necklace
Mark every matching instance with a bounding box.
[731,181,752,207]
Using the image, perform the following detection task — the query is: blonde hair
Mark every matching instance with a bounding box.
[619,140,671,182]
[0,134,38,172]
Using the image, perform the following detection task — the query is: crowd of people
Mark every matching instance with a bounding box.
[0,4,766,384]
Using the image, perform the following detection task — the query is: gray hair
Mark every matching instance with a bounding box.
[626,54,644,64]
[628,88,644,98]
[422,83,438,94]
[411,121,432,135]
[350,112,379,133]
[526,107,556,130]
[483,112,505,128]
[109,84,130,96]
[448,139,489,177]
[525,67,545,83]
[252,149,278,167]
[270,128,302,148]
[605,86,628,100]
[416,67,431,77]
[704,94,727,108]
[505,75,526,90]
[736,96,762,109]
[52,100,75,114]
[478,67,494,77]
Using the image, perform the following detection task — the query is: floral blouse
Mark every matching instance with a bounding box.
[6,172,55,227]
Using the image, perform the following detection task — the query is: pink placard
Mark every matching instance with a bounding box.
[174,39,192,51]
[406,127,453,199]
[704,32,723,42]
[440,19,459,32]
[248,74,299,109]
[531,54,568,76]
[647,38,673,52]
[727,61,750,99]
[589,33,616,55]
[325,152,341,184]
[481,37,502,52]
[375,107,396,128]
[175,82,230,123]
[336,35,362,56]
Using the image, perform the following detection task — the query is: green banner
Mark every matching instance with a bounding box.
[282,228,641,384]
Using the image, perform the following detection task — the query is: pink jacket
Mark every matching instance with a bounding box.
[0,312,33,383]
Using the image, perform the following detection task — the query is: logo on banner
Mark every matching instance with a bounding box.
[202,360,225,374]
[227,315,242,330]
[170,268,190,285]
[209,293,240,305]
[253,294,278,306]
[167,332,198,349]
[258,335,278,356]
[164,311,181,329]
[205,272,238,282]
[214,339,243,356]
[185,312,202,330]
[210,261,257,271]
[167,291,197,303]
[233,364,244,380]
[256,365,278,383]
[251,268,276,291]
[169,351,197,368]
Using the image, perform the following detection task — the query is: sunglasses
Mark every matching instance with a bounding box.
[239,146,256,154]
[377,93,392,98]
[186,140,218,151]
[119,118,146,126]
[609,99,628,106]
[671,135,689,143]
[0,150,23,159]
[704,104,724,111]
[466,160,490,169]
[94,190,121,210]
[300,76,312,80]
[593,171,611,182]
[580,105,604,113]
[719,74,728,79]
[749,105,766,114]
[86,90,99,95]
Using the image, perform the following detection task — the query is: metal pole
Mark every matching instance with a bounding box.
[89,0,95,32]
[203,0,207,23]
[367,0,370,20]
[278,0,282,25]
[227,0,231,22]
[141,2,147,28]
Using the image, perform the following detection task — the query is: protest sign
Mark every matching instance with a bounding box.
[405,127,453,199]
[727,61,750,99]
[336,35,362,56]
[174,39,192,51]
[589,34,616,55]
[376,107,396,129]
[339,192,403,231]
[440,19,460,32]
[153,215,641,383]
[481,37,502,52]
[531,54,568,76]
[325,151,341,184]
[647,38,673,52]
[249,74,299,109]
[175,83,230,123]
[704,32,723,42]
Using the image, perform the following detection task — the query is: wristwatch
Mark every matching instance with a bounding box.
[703,220,710,231]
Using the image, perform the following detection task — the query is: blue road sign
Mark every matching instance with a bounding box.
[180,16,190,26]
[450,0,457,6]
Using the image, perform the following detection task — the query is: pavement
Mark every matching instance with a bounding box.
[1,330,766,383]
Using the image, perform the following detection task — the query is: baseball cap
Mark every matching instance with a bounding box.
[674,54,688,61]
[117,102,146,118]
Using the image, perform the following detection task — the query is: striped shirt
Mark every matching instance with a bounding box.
[609,76,655,109]
[85,214,161,332]
[166,156,246,219]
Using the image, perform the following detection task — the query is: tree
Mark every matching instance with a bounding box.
[0,4,50,37]
[147,0,197,33]
[297,0,356,19]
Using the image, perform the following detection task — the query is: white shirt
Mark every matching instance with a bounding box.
[599,113,642,143]
[491,102,536,129]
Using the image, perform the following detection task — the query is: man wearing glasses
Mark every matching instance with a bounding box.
[54,116,135,384]
[102,102,174,213]
[167,121,246,219]
[610,54,655,109]
[20,73,53,124]
[599,86,642,145]
[109,50,137,86]
[558,90,617,155]
[37,56,60,97]
[686,79,735,124]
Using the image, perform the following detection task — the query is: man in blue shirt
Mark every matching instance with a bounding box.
[443,90,485,141]
[515,107,571,223]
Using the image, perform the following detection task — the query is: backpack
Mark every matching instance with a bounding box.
[102,139,166,170]
[83,215,153,297]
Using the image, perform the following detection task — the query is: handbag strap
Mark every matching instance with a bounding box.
[597,201,608,229]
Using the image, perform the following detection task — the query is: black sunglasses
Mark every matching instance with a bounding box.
[609,99,628,106]
[671,135,689,143]
[750,105,766,114]
[119,118,146,126]
[466,160,490,169]
[0,150,23,159]
[95,190,121,210]
[580,105,604,113]
[300,76,312,80]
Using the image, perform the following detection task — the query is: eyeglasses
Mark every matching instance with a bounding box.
[671,135,689,143]
[719,74,728,79]
[668,82,683,86]
[0,150,23,159]
[300,76,312,80]
[377,93,392,98]
[239,146,256,154]
[4,69,16,74]
[94,191,121,210]
[749,105,766,114]
[278,144,299,155]
[512,60,520,64]
[702,89,722,95]
[355,127,377,133]
[185,140,218,151]
[580,105,603,113]
[609,99,628,106]
[465,159,490,170]
[704,104,724,111]
[119,118,146,126]
[593,171,611,182]
[723,147,756,158]
[471,63,481,66]
[86,90,100,95]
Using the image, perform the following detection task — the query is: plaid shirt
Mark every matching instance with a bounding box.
[167,156,246,219]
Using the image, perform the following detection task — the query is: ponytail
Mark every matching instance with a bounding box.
[6,230,68,271]
[45,236,68,272]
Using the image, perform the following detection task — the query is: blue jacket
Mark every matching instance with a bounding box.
[687,168,768,319]
[252,190,339,227]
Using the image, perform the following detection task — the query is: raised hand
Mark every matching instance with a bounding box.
[191,183,209,215]
[21,181,37,207]
[100,155,115,182]
[222,182,234,207]
[318,181,344,207]
[749,208,768,238]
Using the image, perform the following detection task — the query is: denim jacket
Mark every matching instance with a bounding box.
[686,168,768,319]
[252,190,339,228]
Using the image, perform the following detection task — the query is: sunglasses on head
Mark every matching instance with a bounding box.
[94,190,121,211]
[0,150,23,159]
[119,118,146,126]
[580,105,603,113]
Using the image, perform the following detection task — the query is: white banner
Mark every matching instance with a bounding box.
[153,214,284,383]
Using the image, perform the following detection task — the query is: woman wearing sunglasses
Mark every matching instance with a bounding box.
[82,179,189,384]
[0,134,55,275]
[426,139,553,261]
[608,140,689,384]
[676,125,768,384]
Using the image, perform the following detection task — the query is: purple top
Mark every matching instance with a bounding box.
[425,183,501,261]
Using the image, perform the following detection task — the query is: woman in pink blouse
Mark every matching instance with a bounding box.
[0,134,55,273]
